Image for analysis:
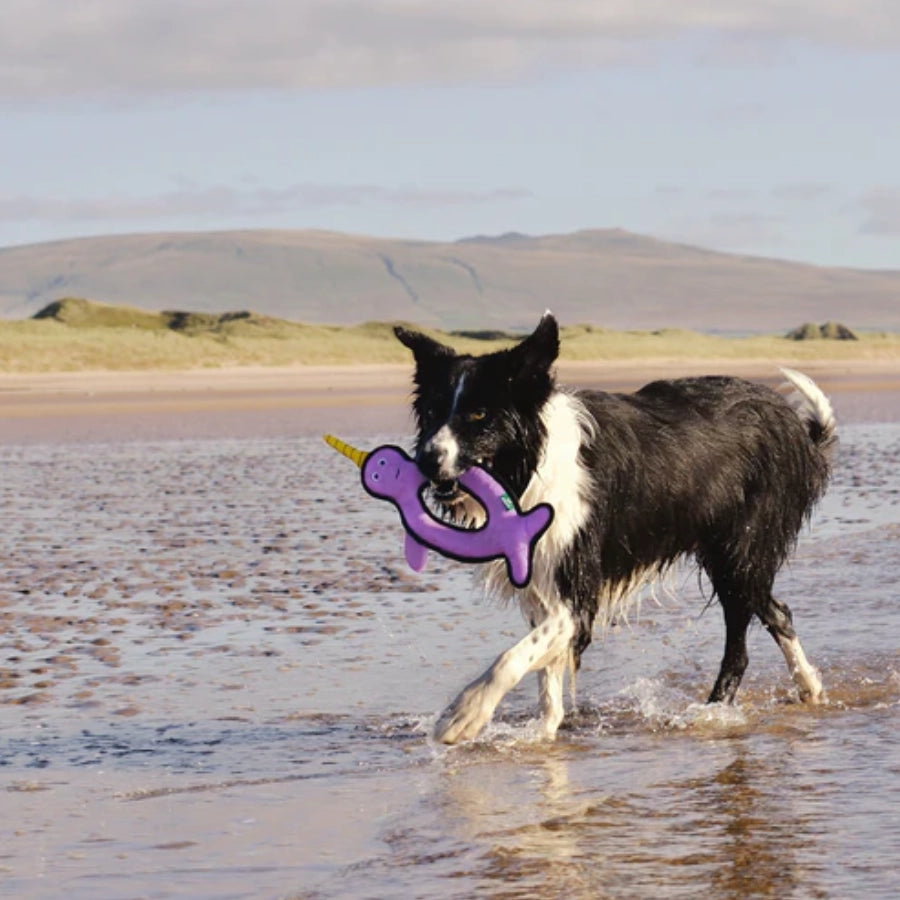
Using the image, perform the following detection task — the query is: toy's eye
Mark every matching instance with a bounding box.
[378,458,386,466]
[371,472,380,481]
[467,410,487,423]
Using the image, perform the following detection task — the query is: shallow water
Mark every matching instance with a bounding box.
[1,410,899,898]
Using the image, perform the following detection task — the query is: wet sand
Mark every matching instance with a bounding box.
[1,361,899,899]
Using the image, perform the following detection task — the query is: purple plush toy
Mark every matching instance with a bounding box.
[324,434,553,588]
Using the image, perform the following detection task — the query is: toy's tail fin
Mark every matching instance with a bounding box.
[505,503,554,589]
[323,434,369,468]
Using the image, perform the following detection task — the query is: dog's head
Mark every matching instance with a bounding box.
[394,313,559,503]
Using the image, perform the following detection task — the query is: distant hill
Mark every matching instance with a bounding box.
[1,228,899,332]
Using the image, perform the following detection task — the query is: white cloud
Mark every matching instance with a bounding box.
[858,186,900,234]
[771,182,834,202]
[707,210,786,238]
[707,187,758,202]
[0,182,532,223]
[2,0,899,99]
[660,209,789,255]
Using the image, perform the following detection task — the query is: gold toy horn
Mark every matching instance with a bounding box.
[323,434,369,469]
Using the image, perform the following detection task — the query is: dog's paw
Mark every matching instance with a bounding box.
[434,682,498,745]
[798,684,825,705]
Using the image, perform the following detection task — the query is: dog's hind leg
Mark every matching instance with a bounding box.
[757,593,824,703]
[707,597,754,704]
[434,607,575,744]
[537,653,570,739]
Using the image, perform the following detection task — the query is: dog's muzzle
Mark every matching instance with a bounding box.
[416,448,465,505]
[417,433,491,506]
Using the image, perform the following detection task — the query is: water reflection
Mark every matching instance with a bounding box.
[431,745,603,899]
[670,748,827,899]
[395,732,839,899]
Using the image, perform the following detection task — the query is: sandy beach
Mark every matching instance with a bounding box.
[2,357,899,443]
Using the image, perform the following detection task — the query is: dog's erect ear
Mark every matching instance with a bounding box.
[510,312,559,374]
[394,326,455,365]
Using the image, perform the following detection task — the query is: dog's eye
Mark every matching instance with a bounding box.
[467,410,487,423]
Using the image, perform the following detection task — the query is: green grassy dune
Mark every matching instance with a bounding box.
[1,298,898,373]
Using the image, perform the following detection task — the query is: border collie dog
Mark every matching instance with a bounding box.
[395,313,836,744]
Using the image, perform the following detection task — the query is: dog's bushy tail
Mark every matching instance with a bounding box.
[779,368,837,456]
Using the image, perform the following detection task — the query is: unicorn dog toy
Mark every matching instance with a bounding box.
[324,434,553,588]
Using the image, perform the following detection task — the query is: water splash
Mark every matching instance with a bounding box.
[620,677,749,732]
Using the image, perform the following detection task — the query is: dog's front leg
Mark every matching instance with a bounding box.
[434,609,575,744]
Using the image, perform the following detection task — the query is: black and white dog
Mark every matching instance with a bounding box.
[394,313,836,744]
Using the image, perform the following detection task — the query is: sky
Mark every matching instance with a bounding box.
[1,0,899,269]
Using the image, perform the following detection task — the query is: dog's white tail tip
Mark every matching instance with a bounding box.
[779,367,836,446]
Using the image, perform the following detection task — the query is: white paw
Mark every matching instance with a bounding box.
[434,681,499,745]
[539,713,564,741]
[798,683,825,705]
